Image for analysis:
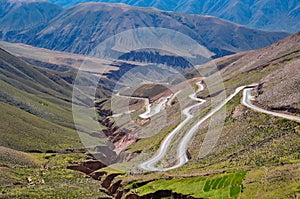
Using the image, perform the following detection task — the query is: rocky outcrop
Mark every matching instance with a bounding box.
[270,106,300,114]
[125,190,198,199]
[101,174,121,189]
[115,191,124,199]
[67,160,106,175]
[108,180,122,194]
[89,171,106,181]
[67,163,204,199]
[94,174,203,199]
[95,100,139,155]
[67,165,92,175]
[119,50,193,69]
[82,160,106,171]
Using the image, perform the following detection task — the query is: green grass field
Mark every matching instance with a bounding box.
[0,150,109,199]
[0,101,82,151]
[125,172,246,198]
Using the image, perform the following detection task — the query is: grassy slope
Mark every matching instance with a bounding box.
[0,101,82,151]
[0,146,39,168]
[0,149,109,198]
[0,47,114,198]
[185,92,299,197]
[220,32,300,101]
[0,47,74,126]
[0,48,85,151]
[119,92,299,198]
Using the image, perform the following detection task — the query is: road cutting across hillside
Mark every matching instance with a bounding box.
[113,92,173,119]
[242,88,300,122]
[139,84,300,172]
[139,82,206,171]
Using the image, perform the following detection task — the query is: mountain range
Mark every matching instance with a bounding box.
[48,0,300,33]
[0,0,289,58]
[0,0,62,36]
[0,0,299,198]
[1,30,299,198]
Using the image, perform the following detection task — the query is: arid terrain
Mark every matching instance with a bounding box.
[0,1,299,198]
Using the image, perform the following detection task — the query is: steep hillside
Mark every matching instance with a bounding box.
[0,0,63,41]
[256,59,300,114]
[0,1,289,58]
[0,29,298,199]
[0,45,135,198]
[0,48,73,124]
[0,40,119,73]
[0,47,84,151]
[30,3,289,58]
[75,31,300,199]
[49,0,300,32]
[0,2,298,197]
[214,31,300,114]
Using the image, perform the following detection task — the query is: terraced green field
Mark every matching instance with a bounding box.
[129,172,246,198]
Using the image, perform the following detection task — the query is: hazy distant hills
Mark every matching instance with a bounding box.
[48,0,300,33]
[0,1,289,58]
[0,0,63,39]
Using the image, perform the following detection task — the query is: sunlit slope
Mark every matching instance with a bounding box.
[0,48,82,151]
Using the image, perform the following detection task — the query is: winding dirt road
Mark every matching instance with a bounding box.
[139,94,172,119]
[139,84,300,172]
[114,92,172,119]
[242,88,300,122]
[139,82,206,171]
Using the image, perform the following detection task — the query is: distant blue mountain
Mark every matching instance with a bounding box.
[48,0,300,33]
[0,1,289,58]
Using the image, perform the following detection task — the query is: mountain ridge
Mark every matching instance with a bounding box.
[0,27,299,199]
[0,1,289,59]
[48,0,300,33]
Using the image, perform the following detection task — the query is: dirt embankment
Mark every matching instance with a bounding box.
[95,99,140,154]
[67,163,199,199]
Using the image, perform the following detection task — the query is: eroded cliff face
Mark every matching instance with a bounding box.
[67,160,106,176]
[125,191,198,199]
[96,100,140,155]
[66,162,200,199]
